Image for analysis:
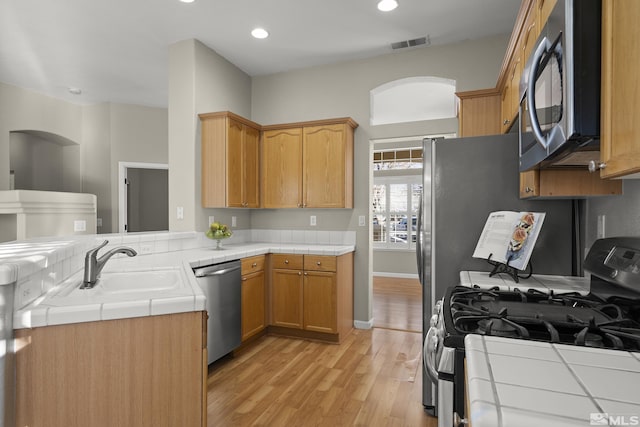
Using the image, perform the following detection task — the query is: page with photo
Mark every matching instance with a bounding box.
[473,211,545,271]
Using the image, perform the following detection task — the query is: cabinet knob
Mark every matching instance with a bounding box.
[252,262,257,267]
[316,261,321,266]
[303,203,307,208]
[525,186,533,193]
[304,272,308,276]
[284,259,289,264]
[503,119,510,125]
[242,277,247,281]
[588,160,607,173]
[298,271,302,276]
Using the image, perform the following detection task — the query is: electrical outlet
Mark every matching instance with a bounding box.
[140,243,154,254]
[97,218,103,227]
[231,216,237,227]
[208,216,215,226]
[597,215,606,239]
[177,206,184,220]
[310,215,317,226]
[74,220,86,232]
[359,215,366,226]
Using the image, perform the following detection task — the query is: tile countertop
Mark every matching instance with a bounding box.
[465,335,640,427]
[12,241,355,330]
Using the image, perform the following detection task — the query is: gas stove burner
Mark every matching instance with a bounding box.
[477,318,526,338]
[578,331,604,348]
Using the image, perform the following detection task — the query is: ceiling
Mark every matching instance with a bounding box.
[0,0,521,108]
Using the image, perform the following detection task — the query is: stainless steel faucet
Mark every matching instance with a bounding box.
[81,240,137,289]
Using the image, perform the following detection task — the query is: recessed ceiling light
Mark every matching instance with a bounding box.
[251,28,269,39]
[377,0,398,12]
[179,0,195,3]
[68,87,82,95]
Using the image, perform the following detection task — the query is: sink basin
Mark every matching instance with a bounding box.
[46,268,188,306]
[99,270,181,294]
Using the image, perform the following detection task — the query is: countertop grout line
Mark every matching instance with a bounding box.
[481,336,504,427]
[551,344,605,415]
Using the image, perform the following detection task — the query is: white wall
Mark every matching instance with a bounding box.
[251,34,510,324]
[168,39,253,233]
[1,82,167,235]
[0,83,82,191]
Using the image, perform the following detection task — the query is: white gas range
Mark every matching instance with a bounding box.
[424,237,640,427]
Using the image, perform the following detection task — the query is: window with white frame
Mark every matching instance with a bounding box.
[373,174,422,250]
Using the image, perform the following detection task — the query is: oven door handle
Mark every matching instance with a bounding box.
[527,35,563,150]
[423,326,440,384]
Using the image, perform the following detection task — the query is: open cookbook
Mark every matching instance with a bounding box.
[472,211,545,271]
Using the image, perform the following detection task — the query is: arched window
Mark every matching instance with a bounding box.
[370,76,456,125]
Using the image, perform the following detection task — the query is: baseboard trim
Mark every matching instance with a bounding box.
[354,319,374,330]
[373,272,419,280]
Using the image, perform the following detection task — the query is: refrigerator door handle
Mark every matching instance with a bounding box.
[416,191,423,285]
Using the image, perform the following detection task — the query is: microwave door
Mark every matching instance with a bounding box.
[527,34,565,152]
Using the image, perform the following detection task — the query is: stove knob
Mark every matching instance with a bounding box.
[610,270,619,279]
[434,300,442,314]
[430,314,439,328]
[454,412,468,426]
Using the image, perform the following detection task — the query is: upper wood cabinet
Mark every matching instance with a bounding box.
[519,169,622,199]
[199,111,261,208]
[599,0,640,179]
[456,88,501,137]
[262,118,357,209]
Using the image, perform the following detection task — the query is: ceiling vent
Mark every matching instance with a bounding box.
[391,35,430,50]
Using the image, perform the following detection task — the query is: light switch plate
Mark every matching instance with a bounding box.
[177,206,184,220]
[310,215,317,226]
[359,215,366,226]
[231,216,237,227]
[74,220,86,232]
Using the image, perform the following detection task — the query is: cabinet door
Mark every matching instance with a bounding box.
[262,128,303,208]
[303,271,337,333]
[519,170,539,198]
[303,124,347,208]
[244,125,260,207]
[226,118,244,207]
[241,270,265,341]
[600,0,640,178]
[271,269,303,328]
[457,90,501,137]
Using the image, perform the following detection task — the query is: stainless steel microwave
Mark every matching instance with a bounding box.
[518,0,601,172]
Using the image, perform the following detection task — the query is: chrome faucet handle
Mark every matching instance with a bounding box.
[86,240,109,260]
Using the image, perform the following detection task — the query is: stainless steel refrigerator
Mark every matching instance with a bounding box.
[416,133,575,413]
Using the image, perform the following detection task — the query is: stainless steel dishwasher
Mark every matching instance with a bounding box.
[193,259,241,365]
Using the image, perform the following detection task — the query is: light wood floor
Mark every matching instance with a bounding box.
[206,277,434,426]
[373,276,422,333]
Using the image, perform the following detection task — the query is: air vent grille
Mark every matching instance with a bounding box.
[391,36,430,50]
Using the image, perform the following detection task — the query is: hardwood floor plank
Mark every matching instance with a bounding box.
[206,279,434,427]
[207,328,436,426]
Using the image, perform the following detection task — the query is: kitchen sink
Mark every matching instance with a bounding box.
[46,268,188,305]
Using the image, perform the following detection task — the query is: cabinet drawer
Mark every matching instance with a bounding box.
[271,254,303,270]
[304,255,336,272]
[241,255,265,275]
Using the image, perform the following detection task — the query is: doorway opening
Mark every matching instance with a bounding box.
[118,162,168,233]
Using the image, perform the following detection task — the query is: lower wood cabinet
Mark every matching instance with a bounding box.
[15,311,207,427]
[241,255,266,341]
[269,252,353,343]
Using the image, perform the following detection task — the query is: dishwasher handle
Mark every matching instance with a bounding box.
[193,264,241,278]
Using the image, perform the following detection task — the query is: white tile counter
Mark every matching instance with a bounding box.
[0,230,355,329]
[465,335,640,427]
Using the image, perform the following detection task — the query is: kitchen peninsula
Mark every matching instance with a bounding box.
[1,229,355,427]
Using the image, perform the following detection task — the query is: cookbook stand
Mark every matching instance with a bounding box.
[486,253,533,283]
